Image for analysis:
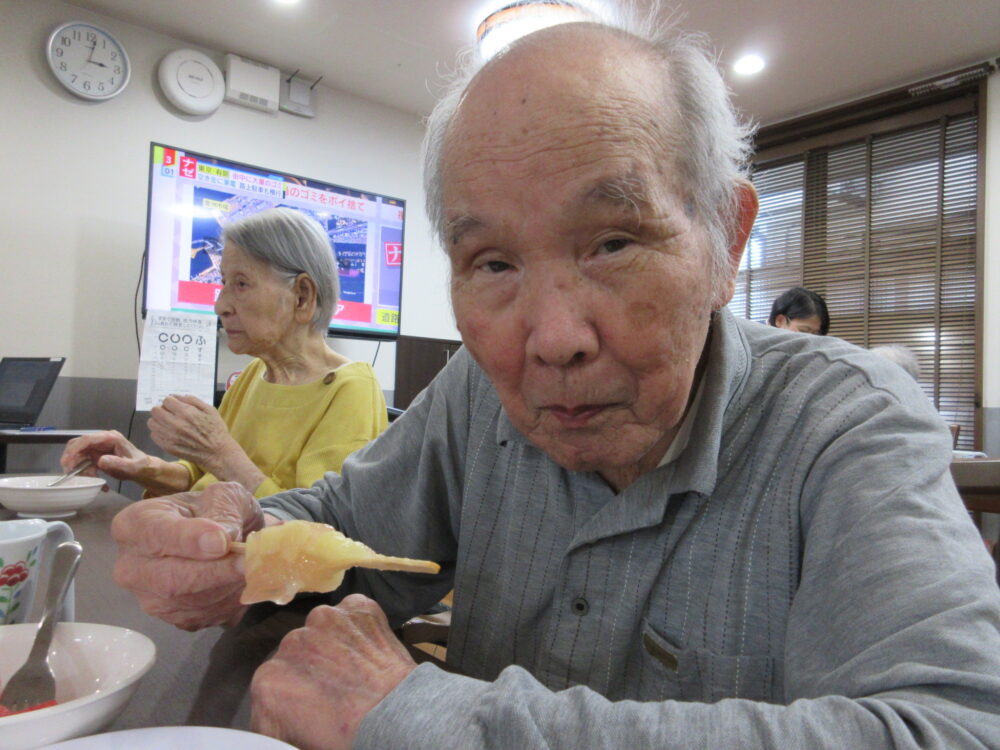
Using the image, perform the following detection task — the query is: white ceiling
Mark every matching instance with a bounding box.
[66,0,1000,126]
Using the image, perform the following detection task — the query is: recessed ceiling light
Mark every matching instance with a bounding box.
[733,54,765,76]
[475,1,598,61]
[273,0,300,5]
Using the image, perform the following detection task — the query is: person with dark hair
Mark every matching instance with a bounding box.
[768,286,830,335]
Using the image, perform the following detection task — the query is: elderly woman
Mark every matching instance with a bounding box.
[870,343,921,381]
[61,207,387,498]
[767,286,830,335]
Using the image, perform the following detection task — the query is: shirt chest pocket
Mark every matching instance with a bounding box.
[640,619,782,703]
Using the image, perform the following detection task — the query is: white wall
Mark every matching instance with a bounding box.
[0,0,460,394]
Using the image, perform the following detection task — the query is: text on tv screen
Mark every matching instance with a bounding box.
[143,143,404,339]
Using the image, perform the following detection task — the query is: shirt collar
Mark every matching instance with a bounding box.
[655,374,706,469]
[664,307,751,498]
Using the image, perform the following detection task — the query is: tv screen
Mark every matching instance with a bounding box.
[143,143,405,339]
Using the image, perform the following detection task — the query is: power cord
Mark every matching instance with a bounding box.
[119,407,139,496]
[133,251,147,353]
[121,250,146,495]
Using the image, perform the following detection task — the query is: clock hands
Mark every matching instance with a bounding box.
[84,41,110,69]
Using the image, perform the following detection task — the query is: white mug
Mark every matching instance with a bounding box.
[0,519,75,625]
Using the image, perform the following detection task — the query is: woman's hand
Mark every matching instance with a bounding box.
[150,395,267,493]
[60,430,190,495]
[149,395,233,465]
[112,482,265,630]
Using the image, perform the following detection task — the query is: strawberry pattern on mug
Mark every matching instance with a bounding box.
[0,546,36,624]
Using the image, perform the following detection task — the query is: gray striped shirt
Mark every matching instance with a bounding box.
[262,309,1000,749]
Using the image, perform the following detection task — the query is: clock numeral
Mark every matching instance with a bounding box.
[83,81,91,91]
[71,30,81,40]
[59,62,67,71]
[111,51,118,60]
[71,74,78,83]
[114,65,121,74]
[86,31,96,42]
[54,47,64,58]
[61,35,71,46]
[101,39,107,48]
[109,77,115,86]
[99,82,106,91]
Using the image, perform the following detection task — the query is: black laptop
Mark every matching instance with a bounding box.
[0,357,66,429]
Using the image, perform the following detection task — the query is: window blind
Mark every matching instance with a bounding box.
[732,93,981,449]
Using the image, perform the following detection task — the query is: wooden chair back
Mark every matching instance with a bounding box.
[948,424,961,448]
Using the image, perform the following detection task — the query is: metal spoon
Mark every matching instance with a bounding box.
[47,459,93,487]
[0,541,83,713]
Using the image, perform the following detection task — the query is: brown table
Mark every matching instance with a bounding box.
[951,459,1000,516]
[1,490,308,731]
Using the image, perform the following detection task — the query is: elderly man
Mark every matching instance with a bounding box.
[112,15,1000,750]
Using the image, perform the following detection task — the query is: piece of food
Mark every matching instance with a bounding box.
[0,699,58,718]
[235,520,440,605]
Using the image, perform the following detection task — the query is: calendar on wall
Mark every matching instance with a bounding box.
[136,311,217,411]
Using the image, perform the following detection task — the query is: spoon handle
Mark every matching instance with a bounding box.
[25,542,82,663]
[47,459,93,487]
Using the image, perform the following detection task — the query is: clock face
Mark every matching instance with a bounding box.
[46,22,130,101]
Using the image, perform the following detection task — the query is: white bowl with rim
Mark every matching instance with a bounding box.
[0,622,156,750]
[43,726,298,749]
[0,477,105,519]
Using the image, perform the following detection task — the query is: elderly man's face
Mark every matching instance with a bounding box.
[443,29,747,489]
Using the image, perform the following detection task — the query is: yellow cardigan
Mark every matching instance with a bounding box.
[178,358,388,498]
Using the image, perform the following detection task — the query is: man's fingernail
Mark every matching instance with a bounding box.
[199,531,228,556]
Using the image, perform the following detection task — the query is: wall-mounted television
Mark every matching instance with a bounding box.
[143,143,405,339]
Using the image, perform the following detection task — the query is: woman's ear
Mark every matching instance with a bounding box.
[774,314,789,329]
[293,274,318,323]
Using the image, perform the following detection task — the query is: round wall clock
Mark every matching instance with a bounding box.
[46,21,130,101]
[158,49,225,115]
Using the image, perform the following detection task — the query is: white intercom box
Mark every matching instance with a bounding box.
[224,53,280,112]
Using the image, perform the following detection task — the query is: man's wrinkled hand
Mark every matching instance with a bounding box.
[111,482,265,630]
[251,595,418,750]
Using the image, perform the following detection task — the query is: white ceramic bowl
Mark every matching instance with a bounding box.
[0,622,156,750]
[43,726,297,749]
[0,477,106,519]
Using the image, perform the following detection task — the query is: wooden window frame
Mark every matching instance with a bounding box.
[740,66,990,448]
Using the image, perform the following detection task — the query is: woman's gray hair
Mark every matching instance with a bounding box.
[222,207,338,333]
[870,344,922,382]
[421,1,755,282]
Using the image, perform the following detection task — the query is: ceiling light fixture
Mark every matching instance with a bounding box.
[733,54,766,76]
[475,1,597,61]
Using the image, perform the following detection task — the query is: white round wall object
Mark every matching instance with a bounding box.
[158,49,225,115]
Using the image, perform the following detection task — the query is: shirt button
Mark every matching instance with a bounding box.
[571,597,589,616]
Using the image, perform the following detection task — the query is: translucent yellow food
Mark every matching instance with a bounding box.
[237,520,440,605]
